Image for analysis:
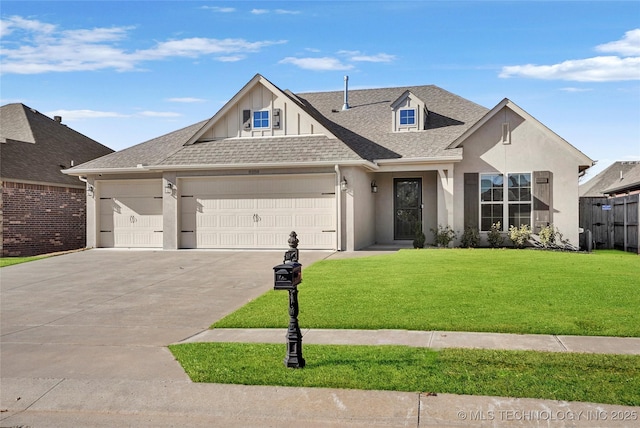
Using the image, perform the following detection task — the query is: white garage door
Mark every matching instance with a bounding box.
[98,180,163,248]
[180,174,336,249]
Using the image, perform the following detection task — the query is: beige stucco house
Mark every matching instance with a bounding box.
[65,74,593,251]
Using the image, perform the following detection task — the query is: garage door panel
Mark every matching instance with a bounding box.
[98,180,163,248]
[198,233,218,247]
[180,175,336,249]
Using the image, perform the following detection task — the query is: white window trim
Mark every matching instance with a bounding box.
[479,172,533,231]
[253,109,271,130]
[398,108,417,127]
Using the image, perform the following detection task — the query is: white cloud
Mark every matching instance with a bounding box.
[279,57,354,71]
[351,53,395,63]
[0,15,287,74]
[281,50,396,71]
[275,9,301,15]
[138,111,182,118]
[559,87,593,93]
[136,38,285,60]
[596,29,640,56]
[45,109,183,120]
[500,30,640,82]
[45,109,128,120]
[201,6,236,13]
[500,56,640,82]
[1,15,56,37]
[216,55,246,62]
[166,97,207,103]
[251,9,269,15]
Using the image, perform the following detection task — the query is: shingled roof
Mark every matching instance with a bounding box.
[1,103,113,187]
[580,161,640,196]
[295,85,487,161]
[66,75,489,174]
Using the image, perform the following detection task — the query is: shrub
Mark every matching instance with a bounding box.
[538,225,556,248]
[431,224,457,248]
[413,225,426,249]
[460,226,480,248]
[487,222,504,248]
[508,224,532,249]
[534,225,577,251]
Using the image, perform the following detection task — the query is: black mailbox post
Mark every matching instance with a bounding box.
[273,262,302,290]
[273,231,305,368]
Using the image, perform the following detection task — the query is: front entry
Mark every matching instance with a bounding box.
[394,178,422,240]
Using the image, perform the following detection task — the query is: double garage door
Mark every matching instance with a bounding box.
[180,174,336,249]
[98,175,336,250]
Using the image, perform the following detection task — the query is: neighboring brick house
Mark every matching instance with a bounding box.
[1,104,113,256]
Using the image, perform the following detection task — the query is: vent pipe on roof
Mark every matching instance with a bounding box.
[54,115,62,123]
[342,75,350,111]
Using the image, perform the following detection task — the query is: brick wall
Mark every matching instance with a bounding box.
[1,181,86,257]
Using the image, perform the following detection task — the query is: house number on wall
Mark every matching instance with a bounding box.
[252,214,262,222]
[130,216,137,223]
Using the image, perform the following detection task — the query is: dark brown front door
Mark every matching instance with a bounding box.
[394,178,422,240]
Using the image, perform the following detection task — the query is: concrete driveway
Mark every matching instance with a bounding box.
[1,249,333,382]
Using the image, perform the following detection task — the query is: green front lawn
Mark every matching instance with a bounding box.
[214,249,640,337]
[169,342,640,406]
[0,255,47,267]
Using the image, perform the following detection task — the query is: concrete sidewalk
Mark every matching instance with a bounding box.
[181,328,640,355]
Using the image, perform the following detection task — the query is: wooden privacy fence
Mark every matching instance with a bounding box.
[579,194,639,254]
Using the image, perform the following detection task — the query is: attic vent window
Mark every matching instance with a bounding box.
[253,110,270,129]
[399,109,416,126]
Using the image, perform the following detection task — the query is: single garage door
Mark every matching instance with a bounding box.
[98,180,163,248]
[180,174,336,249]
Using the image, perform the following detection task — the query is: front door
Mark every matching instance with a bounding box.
[394,178,422,240]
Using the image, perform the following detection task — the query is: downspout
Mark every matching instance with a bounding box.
[335,165,342,251]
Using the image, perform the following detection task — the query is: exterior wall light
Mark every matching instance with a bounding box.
[340,177,348,192]
[165,182,174,194]
[371,180,378,193]
[87,184,94,197]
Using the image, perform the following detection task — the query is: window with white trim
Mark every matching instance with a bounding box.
[253,110,270,129]
[480,173,531,231]
[399,109,416,126]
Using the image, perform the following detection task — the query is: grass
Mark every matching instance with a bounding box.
[169,342,640,406]
[0,255,48,267]
[213,249,640,337]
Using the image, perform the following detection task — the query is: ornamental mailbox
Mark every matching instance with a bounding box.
[273,261,302,290]
[273,231,305,368]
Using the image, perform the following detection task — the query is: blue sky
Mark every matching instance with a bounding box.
[2,1,639,180]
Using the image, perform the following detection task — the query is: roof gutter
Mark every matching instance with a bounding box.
[62,164,152,176]
[144,160,380,172]
[375,155,463,165]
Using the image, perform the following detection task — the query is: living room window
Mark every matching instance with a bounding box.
[399,109,416,126]
[507,173,532,229]
[253,110,270,129]
[480,173,531,231]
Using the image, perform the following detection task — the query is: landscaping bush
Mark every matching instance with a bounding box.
[538,225,556,248]
[533,225,577,251]
[460,226,480,248]
[413,225,426,249]
[487,222,504,248]
[509,224,532,248]
[431,224,457,248]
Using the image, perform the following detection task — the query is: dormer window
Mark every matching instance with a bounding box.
[399,109,416,126]
[253,110,270,129]
[391,90,427,132]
